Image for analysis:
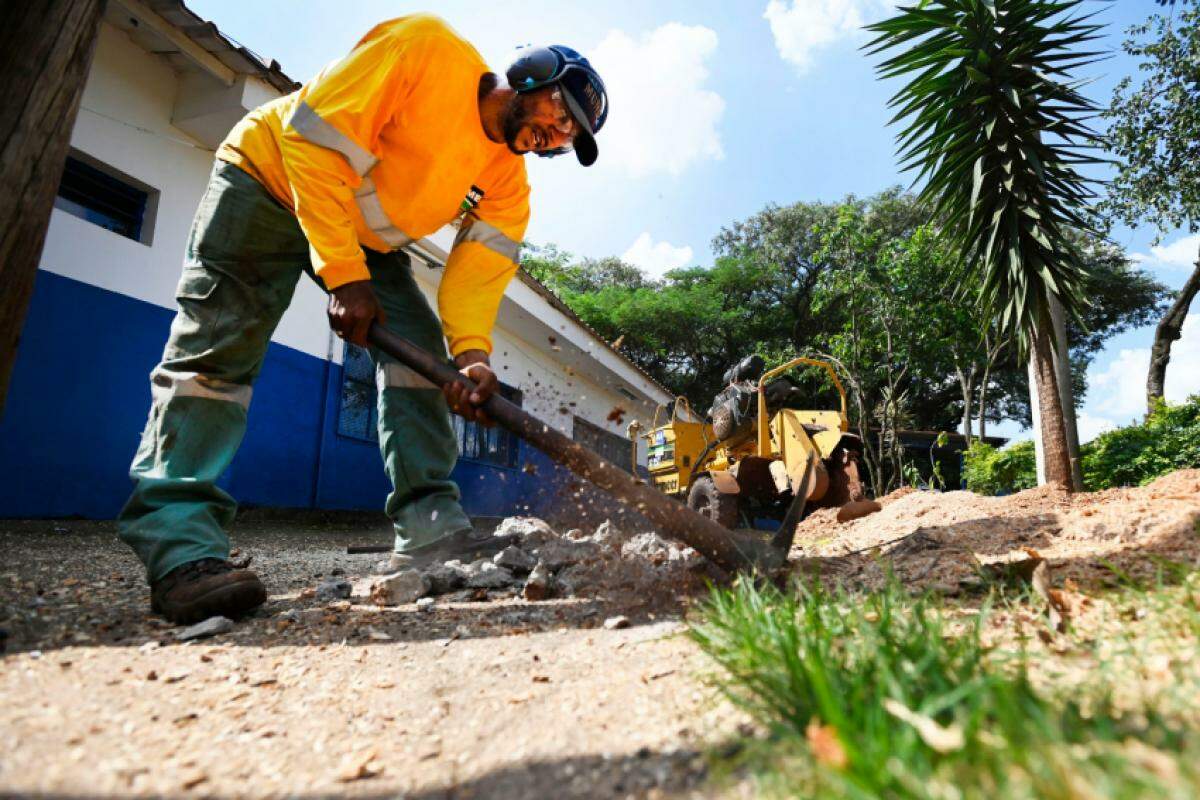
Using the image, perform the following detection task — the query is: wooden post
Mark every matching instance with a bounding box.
[0,0,107,418]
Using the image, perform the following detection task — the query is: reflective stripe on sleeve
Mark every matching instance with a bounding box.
[355,177,413,249]
[288,101,378,176]
[150,370,253,410]
[454,217,521,262]
[377,362,438,390]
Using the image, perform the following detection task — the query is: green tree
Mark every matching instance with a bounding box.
[1101,1,1200,414]
[867,0,1105,490]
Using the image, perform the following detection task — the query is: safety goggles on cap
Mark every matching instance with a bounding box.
[506,44,608,166]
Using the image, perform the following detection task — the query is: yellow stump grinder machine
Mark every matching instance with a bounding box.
[641,355,865,531]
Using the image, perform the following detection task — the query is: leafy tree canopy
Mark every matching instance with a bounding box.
[1102,1,1200,236]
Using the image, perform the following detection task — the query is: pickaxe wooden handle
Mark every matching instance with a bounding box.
[367,323,785,574]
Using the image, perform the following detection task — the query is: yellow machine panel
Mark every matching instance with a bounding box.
[644,398,713,497]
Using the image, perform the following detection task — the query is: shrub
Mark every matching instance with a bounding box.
[1082,396,1200,490]
[962,439,1037,495]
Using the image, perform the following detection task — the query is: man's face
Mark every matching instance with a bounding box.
[501,86,578,156]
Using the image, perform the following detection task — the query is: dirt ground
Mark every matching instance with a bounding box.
[3,471,1198,799]
[791,469,1200,594]
[0,519,739,799]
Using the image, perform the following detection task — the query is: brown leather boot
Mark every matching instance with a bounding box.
[150,558,266,625]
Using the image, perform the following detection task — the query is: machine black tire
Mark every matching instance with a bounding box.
[687,475,740,529]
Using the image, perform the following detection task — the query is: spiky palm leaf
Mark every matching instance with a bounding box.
[865,0,1105,346]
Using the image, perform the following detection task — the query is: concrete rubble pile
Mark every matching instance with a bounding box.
[364,516,714,607]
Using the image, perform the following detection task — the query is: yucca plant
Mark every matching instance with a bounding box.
[866,0,1105,488]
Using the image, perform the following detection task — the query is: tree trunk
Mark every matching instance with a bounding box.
[957,367,974,446]
[1029,321,1075,490]
[0,0,106,418]
[1048,296,1083,489]
[977,377,989,442]
[1146,254,1200,415]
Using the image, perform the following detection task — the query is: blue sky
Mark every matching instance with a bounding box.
[189,0,1198,442]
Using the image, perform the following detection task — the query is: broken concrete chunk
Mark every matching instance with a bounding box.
[591,520,631,550]
[603,615,631,630]
[493,516,558,548]
[522,561,553,601]
[493,545,536,574]
[466,562,516,590]
[175,616,234,641]
[315,578,352,601]
[422,562,469,595]
[415,597,435,612]
[369,570,429,606]
[372,553,412,575]
[621,532,671,564]
[535,539,596,571]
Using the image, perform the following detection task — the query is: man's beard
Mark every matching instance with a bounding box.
[501,96,531,156]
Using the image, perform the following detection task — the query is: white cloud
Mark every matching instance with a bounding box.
[588,23,725,177]
[1082,313,1200,436]
[1075,412,1116,445]
[763,0,888,73]
[1131,233,1200,271]
[621,232,694,278]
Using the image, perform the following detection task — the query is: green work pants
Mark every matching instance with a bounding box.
[117,161,471,581]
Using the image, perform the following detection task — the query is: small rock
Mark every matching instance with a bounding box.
[278,609,301,624]
[423,562,469,595]
[326,599,352,612]
[466,562,516,589]
[536,539,596,571]
[369,570,429,606]
[337,748,381,782]
[523,561,553,601]
[315,578,352,601]
[603,615,631,630]
[493,516,558,548]
[373,553,413,575]
[493,545,537,574]
[415,597,435,612]
[330,567,345,576]
[175,616,234,641]
[837,499,883,523]
[622,532,671,563]
[591,520,630,549]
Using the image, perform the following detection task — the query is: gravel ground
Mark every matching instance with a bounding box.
[0,518,743,799]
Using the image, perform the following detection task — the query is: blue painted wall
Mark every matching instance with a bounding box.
[0,271,168,518]
[0,270,626,525]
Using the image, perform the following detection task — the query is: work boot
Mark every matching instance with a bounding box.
[393,528,517,571]
[150,558,267,625]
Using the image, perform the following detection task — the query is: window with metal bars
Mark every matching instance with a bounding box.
[452,384,522,468]
[54,154,154,243]
[336,344,378,443]
[336,342,523,468]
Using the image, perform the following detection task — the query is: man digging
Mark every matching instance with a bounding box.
[116,14,609,624]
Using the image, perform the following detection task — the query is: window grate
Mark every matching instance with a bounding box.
[454,383,522,468]
[336,344,379,443]
[54,155,150,242]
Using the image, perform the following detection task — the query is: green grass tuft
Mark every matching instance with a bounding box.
[690,578,1200,799]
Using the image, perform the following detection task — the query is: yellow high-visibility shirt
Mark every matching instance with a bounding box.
[216,14,530,356]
